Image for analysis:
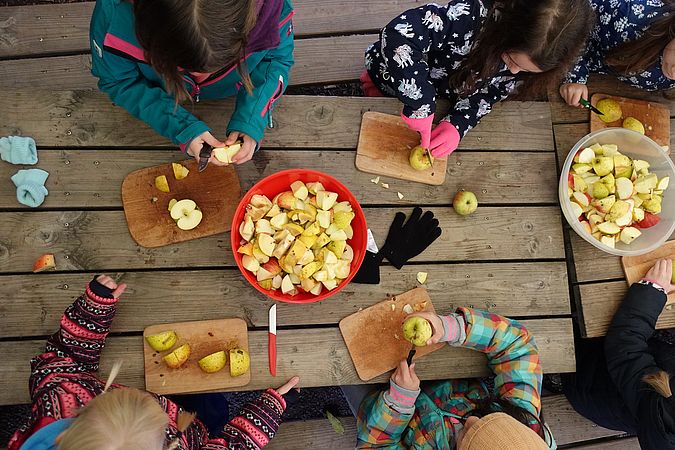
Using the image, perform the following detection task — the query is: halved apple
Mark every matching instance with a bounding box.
[163,343,191,369]
[257,234,276,257]
[242,254,260,273]
[213,141,242,164]
[154,175,170,193]
[145,330,177,351]
[198,351,226,373]
[171,163,189,180]
[316,191,339,210]
[170,199,203,231]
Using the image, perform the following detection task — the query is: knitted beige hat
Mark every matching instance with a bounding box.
[459,412,549,450]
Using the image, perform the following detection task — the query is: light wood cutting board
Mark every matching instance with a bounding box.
[143,318,250,395]
[339,287,444,381]
[591,94,670,152]
[356,112,448,185]
[122,160,241,248]
[622,240,675,305]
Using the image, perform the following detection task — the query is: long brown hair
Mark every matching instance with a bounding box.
[134,0,257,102]
[606,9,675,75]
[449,0,595,97]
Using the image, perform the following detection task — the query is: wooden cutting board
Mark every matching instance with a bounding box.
[622,240,675,305]
[339,287,445,381]
[356,112,448,185]
[143,318,250,395]
[591,94,670,152]
[122,160,241,247]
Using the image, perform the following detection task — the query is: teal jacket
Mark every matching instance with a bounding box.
[89,0,295,151]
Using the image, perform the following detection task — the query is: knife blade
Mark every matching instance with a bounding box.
[579,98,604,116]
[406,347,416,366]
[268,304,277,377]
[198,143,213,172]
[425,148,435,169]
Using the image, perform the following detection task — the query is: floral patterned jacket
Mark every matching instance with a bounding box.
[364,0,519,139]
[565,0,674,91]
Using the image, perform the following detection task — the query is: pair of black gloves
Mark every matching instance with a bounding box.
[353,207,442,284]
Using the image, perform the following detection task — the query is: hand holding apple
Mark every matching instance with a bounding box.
[643,259,675,293]
[226,131,257,164]
[405,312,444,345]
[187,131,227,165]
[391,359,420,391]
[95,274,127,298]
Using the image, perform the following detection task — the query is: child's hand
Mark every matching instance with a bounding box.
[643,259,675,293]
[559,83,588,107]
[392,360,420,391]
[400,113,434,149]
[226,132,256,164]
[405,312,444,345]
[275,375,300,395]
[187,131,227,166]
[95,274,127,298]
[662,38,675,80]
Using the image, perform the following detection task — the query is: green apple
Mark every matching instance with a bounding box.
[409,145,434,171]
[453,191,478,216]
[606,200,630,222]
[614,154,633,178]
[622,117,645,134]
[145,330,178,352]
[402,317,433,347]
[170,199,203,231]
[592,157,614,177]
[596,99,622,123]
[591,181,609,199]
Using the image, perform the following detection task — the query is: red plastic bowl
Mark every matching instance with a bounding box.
[231,169,367,303]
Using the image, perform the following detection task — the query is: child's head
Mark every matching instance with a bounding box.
[56,362,194,450]
[450,0,594,95]
[456,412,549,450]
[133,0,257,101]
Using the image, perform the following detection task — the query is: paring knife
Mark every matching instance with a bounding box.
[198,143,213,172]
[406,347,416,366]
[425,148,435,169]
[579,98,604,116]
[269,304,277,376]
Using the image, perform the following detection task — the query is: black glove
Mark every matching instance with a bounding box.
[379,207,442,270]
[352,251,383,284]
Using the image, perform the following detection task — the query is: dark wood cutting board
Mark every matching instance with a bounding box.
[144,318,250,395]
[122,160,241,247]
[339,287,444,381]
[622,240,675,305]
[356,112,448,185]
[591,94,670,152]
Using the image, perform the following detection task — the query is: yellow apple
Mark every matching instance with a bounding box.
[145,330,177,352]
[622,117,645,134]
[171,163,189,180]
[409,145,433,170]
[170,199,203,231]
[229,348,250,377]
[596,99,622,123]
[163,343,191,369]
[198,351,226,373]
[213,141,242,164]
[402,317,432,347]
[154,175,170,193]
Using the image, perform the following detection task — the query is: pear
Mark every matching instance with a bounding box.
[622,117,645,134]
[402,317,433,347]
[596,98,622,123]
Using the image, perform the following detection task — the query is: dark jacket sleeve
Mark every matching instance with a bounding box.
[604,282,667,416]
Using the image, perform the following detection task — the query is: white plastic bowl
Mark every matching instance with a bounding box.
[559,128,675,256]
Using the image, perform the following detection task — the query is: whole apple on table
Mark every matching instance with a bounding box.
[567,143,670,248]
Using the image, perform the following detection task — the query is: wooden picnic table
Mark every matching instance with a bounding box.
[548,75,675,339]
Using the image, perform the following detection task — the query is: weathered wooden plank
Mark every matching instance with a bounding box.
[0,1,414,58]
[0,318,575,405]
[569,437,639,450]
[543,395,632,447]
[0,262,569,337]
[270,395,632,449]
[0,150,559,209]
[579,280,675,338]
[0,91,554,151]
[570,232,624,283]
[0,206,565,273]
[548,74,675,124]
[268,417,358,450]
[0,34,374,90]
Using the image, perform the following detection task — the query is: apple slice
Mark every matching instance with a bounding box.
[329,229,348,241]
[213,142,241,163]
[615,178,633,200]
[632,207,645,222]
[571,191,590,207]
[600,235,616,249]
[171,163,189,180]
[238,242,254,256]
[170,199,202,231]
[597,222,621,235]
[270,212,289,230]
[245,205,267,222]
[274,191,296,210]
[657,176,670,190]
[240,216,255,242]
[619,227,642,244]
[570,201,584,220]
[32,253,56,273]
[577,147,596,164]
[272,234,295,259]
[615,211,633,227]
[634,173,658,193]
[266,204,281,218]
[258,233,276,257]
[154,175,170,193]
[635,211,661,229]
[298,248,315,266]
[572,163,592,174]
[580,220,592,233]
[242,254,260,273]
[601,144,618,156]
[316,210,331,229]
[592,157,613,177]
[291,181,309,200]
[163,343,190,369]
[281,274,295,294]
[572,174,588,192]
[591,195,615,214]
[322,279,338,291]
[316,191,339,210]
[633,159,650,173]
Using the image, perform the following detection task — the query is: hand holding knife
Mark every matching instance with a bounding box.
[198,143,213,172]
[579,98,604,116]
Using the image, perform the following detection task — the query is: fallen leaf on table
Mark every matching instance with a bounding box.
[325,410,345,435]
[370,176,380,184]
[416,272,428,284]
[397,192,404,199]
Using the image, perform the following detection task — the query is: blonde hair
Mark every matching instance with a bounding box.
[643,370,673,398]
[58,361,195,450]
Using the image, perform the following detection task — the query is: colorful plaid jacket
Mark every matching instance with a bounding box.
[8,279,286,450]
[356,307,554,449]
